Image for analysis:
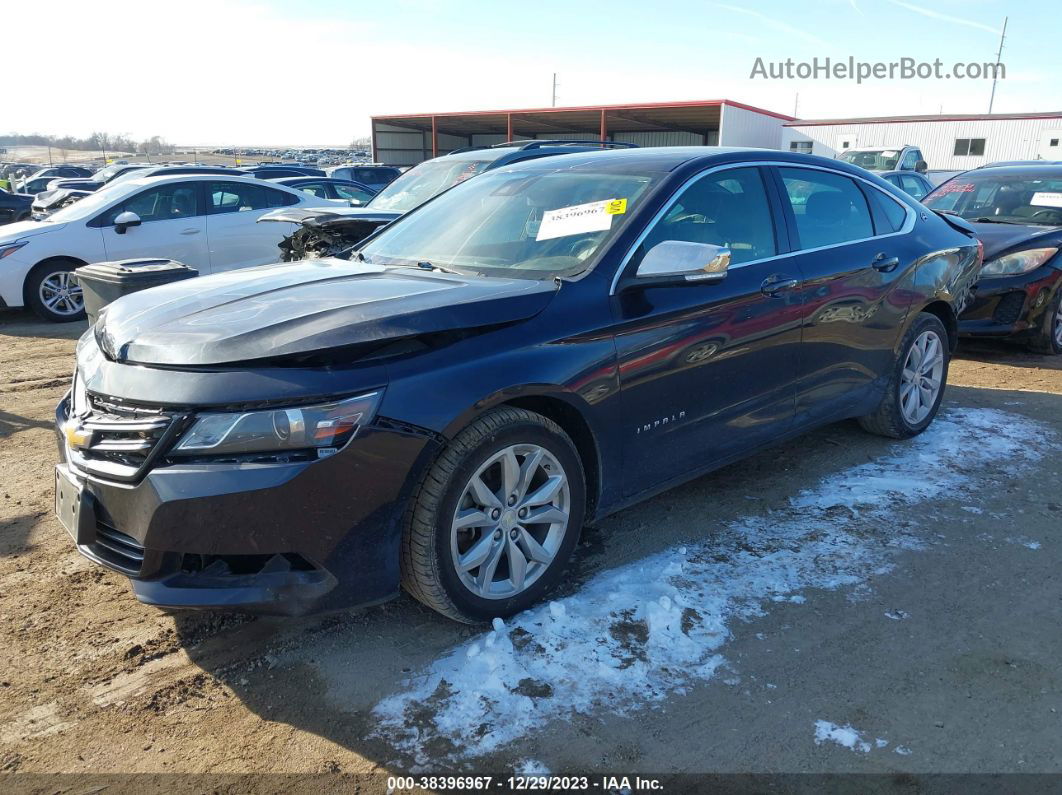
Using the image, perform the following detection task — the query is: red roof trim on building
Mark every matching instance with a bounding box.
[786,112,1062,127]
[373,99,795,122]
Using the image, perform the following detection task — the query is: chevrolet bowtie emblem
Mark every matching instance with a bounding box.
[64,421,93,450]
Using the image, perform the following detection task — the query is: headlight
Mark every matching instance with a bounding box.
[0,240,28,260]
[172,391,382,460]
[980,247,1058,278]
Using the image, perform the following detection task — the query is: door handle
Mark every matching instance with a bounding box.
[760,276,800,297]
[871,253,900,272]
[179,228,201,235]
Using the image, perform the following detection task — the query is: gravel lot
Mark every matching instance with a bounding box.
[1,310,1059,785]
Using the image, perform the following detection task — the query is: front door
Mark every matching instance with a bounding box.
[611,166,803,497]
[100,181,209,269]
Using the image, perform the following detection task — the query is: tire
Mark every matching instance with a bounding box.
[1027,289,1062,355]
[26,260,86,322]
[401,406,586,623]
[858,312,950,439]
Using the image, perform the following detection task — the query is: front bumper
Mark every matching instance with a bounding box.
[56,394,439,615]
[958,265,1062,339]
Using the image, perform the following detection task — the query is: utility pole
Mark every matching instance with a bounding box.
[552,73,558,107]
[988,16,1007,114]
[793,93,799,117]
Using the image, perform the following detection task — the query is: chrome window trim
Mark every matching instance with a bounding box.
[609,160,917,296]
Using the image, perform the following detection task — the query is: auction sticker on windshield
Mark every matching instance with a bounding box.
[1031,191,1062,208]
[537,198,627,241]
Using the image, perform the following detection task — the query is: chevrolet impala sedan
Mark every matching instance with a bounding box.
[55,148,981,622]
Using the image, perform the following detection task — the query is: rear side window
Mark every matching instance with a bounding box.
[207,181,297,213]
[780,168,874,249]
[294,182,330,198]
[866,187,910,232]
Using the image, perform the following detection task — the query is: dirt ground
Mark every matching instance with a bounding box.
[1,309,1059,791]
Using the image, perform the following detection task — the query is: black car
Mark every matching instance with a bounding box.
[240,165,325,179]
[47,163,153,193]
[0,186,33,224]
[271,176,377,205]
[56,148,980,621]
[269,141,638,260]
[923,163,1062,353]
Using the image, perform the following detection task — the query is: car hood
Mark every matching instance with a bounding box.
[971,222,1062,260]
[0,219,67,242]
[258,205,402,227]
[95,258,558,367]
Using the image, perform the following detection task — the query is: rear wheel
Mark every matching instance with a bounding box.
[401,406,585,623]
[26,260,86,322]
[858,312,949,439]
[1027,289,1062,355]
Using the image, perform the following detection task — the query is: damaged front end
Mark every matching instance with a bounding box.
[33,188,93,219]
[259,206,401,261]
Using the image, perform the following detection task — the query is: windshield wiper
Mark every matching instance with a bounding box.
[413,261,464,275]
[971,217,1027,225]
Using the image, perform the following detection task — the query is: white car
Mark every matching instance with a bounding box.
[0,174,334,322]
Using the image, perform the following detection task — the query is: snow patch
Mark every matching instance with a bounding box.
[814,720,871,753]
[358,409,1050,763]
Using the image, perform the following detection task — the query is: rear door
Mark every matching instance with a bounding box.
[773,166,919,425]
[98,181,209,268]
[203,181,300,272]
[612,165,803,495]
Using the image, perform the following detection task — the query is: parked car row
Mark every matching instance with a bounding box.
[52,146,984,622]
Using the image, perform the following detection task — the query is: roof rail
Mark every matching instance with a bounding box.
[489,140,638,150]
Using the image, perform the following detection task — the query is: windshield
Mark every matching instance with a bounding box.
[368,158,494,213]
[91,165,124,182]
[359,167,661,279]
[923,171,1062,226]
[838,149,901,171]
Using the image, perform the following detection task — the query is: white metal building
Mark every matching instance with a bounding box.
[782,111,1062,170]
[371,100,794,166]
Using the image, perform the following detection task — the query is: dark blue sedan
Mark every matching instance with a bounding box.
[57,147,982,621]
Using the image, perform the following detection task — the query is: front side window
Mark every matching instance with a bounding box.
[359,167,661,278]
[900,150,920,170]
[295,182,329,198]
[780,167,874,248]
[633,167,777,267]
[100,183,200,225]
[900,175,928,200]
[333,183,375,202]
[207,181,297,213]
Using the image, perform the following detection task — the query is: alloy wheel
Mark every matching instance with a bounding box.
[899,329,945,425]
[39,271,84,317]
[1054,300,1062,349]
[450,444,571,600]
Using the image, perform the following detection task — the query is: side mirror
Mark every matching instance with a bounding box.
[113,210,141,234]
[632,240,731,287]
[915,160,928,173]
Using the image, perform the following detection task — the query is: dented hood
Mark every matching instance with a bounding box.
[95,258,558,367]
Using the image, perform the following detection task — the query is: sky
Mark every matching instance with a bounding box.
[8,0,1061,146]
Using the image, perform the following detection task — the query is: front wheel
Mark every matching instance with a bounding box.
[26,261,86,322]
[1027,289,1062,355]
[401,407,586,623]
[858,312,950,439]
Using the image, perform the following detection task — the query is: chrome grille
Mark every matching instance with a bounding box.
[65,389,186,482]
